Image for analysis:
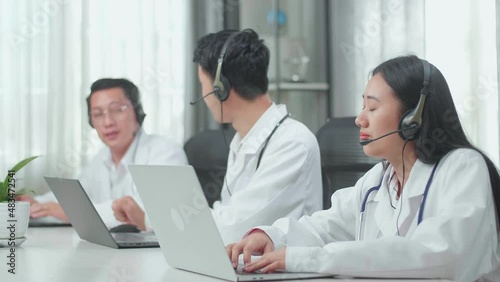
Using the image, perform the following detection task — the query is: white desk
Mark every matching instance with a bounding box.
[0,227,453,282]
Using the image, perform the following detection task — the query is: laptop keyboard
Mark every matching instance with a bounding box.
[112,233,158,243]
[236,265,263,274]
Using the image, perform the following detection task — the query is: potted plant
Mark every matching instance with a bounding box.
[0,156,39,247]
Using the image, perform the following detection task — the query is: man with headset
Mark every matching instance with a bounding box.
[191,29,322,243]
[111,30,322,241]
[19,78,188,230]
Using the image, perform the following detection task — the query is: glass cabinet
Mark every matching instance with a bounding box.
[236,0,331,133]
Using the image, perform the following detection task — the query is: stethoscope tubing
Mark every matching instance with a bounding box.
[356,160,440,241]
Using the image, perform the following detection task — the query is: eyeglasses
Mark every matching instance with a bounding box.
[90,102,131,124]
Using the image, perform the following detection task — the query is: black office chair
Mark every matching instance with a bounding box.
[184,127,235,208]
[316,117,380,209]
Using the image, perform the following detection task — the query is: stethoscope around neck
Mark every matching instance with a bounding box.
[226,112,290,197]
[356,159,441,241]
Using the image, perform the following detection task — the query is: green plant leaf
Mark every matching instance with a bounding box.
[2,155,40,184]
[0,174,14,202]
[10,156,40,173]
[0,155,40,202]
[0,194,6,202]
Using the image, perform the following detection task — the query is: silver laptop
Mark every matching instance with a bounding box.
[44,177,159,249]
[129,165,333,281]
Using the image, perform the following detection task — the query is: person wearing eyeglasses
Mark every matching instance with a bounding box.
[226,56,500,281]
[19,78,188,230]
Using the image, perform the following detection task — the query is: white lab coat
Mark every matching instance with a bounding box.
[37,129,188,227]
[258,148,499,281]
[212,104,323,244]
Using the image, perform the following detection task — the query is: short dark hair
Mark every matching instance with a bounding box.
[193,29,270,100]
[86,78,146,127]
[372,55,500,221]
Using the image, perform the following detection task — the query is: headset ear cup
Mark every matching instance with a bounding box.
[398,109,420,141]
[212,80,225,101]
[398,59,430,141]
[86,95,94,128]
[135,104,146,126]
[216,75,230,102]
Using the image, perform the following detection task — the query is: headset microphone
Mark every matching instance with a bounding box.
[359,124,417,146]
[190,90,216,105]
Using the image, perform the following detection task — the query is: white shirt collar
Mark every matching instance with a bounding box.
[373,158,434,203]
[230,103,289,155]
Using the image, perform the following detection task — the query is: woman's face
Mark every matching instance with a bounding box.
[355,73,406,160]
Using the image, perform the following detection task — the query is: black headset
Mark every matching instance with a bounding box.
[132,103,146,126]
[212,31,242,102]
[398,59,431,141]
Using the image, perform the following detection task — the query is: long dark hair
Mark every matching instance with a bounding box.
[373,55,500,221]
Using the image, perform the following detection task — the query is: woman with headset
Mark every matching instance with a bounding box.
[226,55,500,281]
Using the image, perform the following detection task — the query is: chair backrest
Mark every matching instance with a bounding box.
[184,127,235,207]
[316,117,380,209]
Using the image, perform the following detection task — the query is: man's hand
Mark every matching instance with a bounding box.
[112,196,146,231]
[30,202,68,221]
[16,195,37,205]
